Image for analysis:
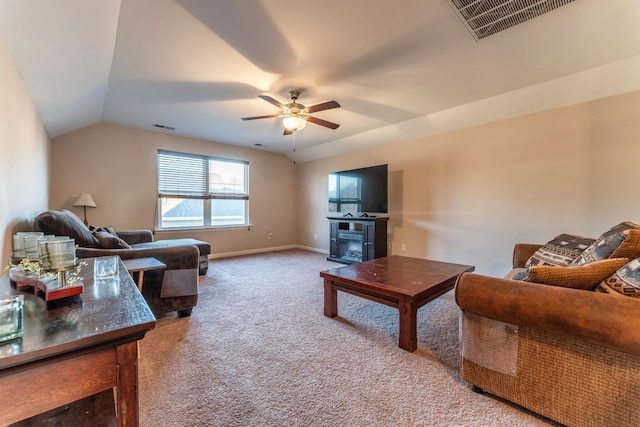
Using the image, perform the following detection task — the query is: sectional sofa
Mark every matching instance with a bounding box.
[35,209,211,317]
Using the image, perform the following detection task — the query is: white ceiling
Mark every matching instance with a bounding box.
[1,0,639,162]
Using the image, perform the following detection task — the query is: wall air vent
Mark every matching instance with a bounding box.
[447,0,576,40]
[153,123,176,131]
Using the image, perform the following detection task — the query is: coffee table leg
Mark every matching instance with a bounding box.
[398,299,417,352]
[323,278,338,318]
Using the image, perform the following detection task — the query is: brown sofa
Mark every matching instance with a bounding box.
[455,243,640,426]
[35,210,211,317]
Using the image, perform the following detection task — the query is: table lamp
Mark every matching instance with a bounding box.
[73,193,97,226]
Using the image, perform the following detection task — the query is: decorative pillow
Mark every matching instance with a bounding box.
[595,281,629,298]
[596,258,640,298]
[90,225,118,236]
[504,268,526,280]
[524,234,595,268]
[522,258,629,290]
[572,222,640,265]
[93,231,131,249]
[36,209,100,248]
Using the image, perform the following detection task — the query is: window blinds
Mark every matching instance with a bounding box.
[157,151,207,197]
[157,150,248,199]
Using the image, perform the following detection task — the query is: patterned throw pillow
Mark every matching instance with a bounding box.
[524,234,595,268]
[93,231,131,249]
[572,221,640,266]
[596,258,640,298]
[522,258,628,290]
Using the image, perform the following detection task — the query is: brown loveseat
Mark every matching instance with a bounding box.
[35,210,211,317]
[455,242,640,426]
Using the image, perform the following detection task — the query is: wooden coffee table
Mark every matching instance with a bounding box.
[320,255,474,352]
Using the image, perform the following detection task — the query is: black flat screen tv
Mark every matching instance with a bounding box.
[328,164,388,215]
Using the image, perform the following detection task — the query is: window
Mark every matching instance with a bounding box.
[157,150,249,229]
[328,173,361,213]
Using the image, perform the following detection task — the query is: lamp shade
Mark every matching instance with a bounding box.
[283,116,306,131]
[73,193,97,208]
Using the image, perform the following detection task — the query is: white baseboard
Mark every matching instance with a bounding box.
[208,245,328,259]
[294,245,329,255]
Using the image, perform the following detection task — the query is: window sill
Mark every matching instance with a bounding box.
[154,225,250,233]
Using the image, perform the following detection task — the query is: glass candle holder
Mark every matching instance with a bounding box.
[24,233,46,260]
[0,295,24,343]
[39,237,76,271]
[94,256,119,279]
[12,232,44,260]
[37,235,64,257]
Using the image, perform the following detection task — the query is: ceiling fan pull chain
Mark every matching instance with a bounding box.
[292,131,296,164]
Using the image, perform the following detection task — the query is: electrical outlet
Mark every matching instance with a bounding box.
[267,232,273,240]
[401,243,406,251]
[314,233,318,240]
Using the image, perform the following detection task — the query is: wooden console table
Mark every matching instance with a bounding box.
[0,257,156,426]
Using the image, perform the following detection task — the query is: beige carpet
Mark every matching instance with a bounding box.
[138,249,554,426]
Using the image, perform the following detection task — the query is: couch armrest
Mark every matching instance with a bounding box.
[77,245,198,270]
[116,230,154,245]
[512,243,542,268]
[455,272,640,355]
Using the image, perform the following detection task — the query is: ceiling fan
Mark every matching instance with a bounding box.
[241,90,340,135]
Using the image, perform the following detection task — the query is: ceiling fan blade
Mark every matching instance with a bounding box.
[307,116,340,129]
[283,128,294,136]
[306,100,341,114]
[259,95,286,109]
[241,114,281,121]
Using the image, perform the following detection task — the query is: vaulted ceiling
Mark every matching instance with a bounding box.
[1,0,639,162]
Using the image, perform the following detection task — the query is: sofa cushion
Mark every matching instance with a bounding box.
[522,258,629,290]
[156,238,211,257]
[93,231,131,249]
[524,234,595,268]
[596,258,640,298]
[132,239,211,256]
[572,222,640,266]
[36,210,100,248]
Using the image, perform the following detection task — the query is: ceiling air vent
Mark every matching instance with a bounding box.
[447,0,576,40]
[153,123,176,131]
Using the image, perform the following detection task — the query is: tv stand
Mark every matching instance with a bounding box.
[327,216,388,264]
[341,213,376,218]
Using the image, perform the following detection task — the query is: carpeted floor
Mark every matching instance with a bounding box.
[138,249,554,426]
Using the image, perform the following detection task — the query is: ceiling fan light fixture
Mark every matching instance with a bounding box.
[283,115,307,131]
[242,91,340,133]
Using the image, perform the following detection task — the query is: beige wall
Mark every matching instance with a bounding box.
[297,90,640,276]
[51,124,297,256]
[25,66,640,273]
[0,38,50,269]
